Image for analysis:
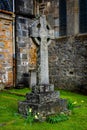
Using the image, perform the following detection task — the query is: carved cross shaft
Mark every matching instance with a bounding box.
[30,15,54,85]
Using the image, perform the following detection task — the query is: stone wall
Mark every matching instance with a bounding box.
[15,0,36,87]
[49,37,87,93]
[16,16,37,87]
[0,13,13,88]
[16,16,36,86]
[46,0,87,94]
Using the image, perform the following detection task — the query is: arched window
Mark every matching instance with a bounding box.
[79,0,87,33]
[59,0,67,36]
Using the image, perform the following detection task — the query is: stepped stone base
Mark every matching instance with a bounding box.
[18,85,67,119]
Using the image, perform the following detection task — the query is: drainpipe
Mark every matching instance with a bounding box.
[12,0,16,87]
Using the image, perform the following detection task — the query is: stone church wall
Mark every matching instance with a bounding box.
[48,0,87,93]
[16,16,37,87]
[0,12,13,88]
[16,16,30,86]
[15,0,37,87]
[49,37,87,93]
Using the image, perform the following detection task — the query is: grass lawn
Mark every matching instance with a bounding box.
[0,88,87,130]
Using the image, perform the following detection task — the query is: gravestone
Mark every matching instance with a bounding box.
[18,15,67,120]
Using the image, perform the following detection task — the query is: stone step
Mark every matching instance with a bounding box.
[18,98,67,119]
[32,84,54,93]
[26,91,60,104]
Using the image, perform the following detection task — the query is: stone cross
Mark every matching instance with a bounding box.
[30,15,55,85]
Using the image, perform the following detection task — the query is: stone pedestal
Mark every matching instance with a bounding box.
[18,85,67,119]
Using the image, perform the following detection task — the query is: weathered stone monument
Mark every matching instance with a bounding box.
[30,15,55,85]
[18,15,67,119]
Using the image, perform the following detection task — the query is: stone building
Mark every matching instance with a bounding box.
[0,0,87,94]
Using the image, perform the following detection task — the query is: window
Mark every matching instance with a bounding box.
[59,0,67,36]
[79,0,87,33]
[0,0,13,12]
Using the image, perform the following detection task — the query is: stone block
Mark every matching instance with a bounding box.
[18,83,67,120]
[26,91,60,104]
[32,84,54,93]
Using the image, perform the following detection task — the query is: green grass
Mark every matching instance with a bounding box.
[0,88,87,130]
[6,88,31,95]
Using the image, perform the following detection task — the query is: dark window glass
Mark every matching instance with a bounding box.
[0,0,13,12]
[59,0,67,36]
[79,0,87,33]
